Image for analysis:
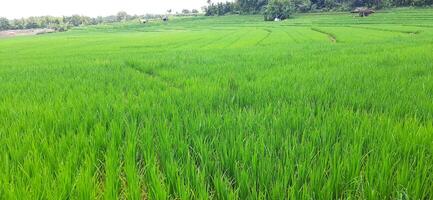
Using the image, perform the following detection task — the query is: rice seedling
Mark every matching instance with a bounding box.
[1,8,433,199]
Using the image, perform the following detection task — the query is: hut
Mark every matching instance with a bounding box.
[264,14,286,21]
[139,19,148,24]
[351,7,375,17]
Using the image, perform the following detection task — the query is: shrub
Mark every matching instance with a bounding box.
[264,0,293,21]
[0,17,11,30]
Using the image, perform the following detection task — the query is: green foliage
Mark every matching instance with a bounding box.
[204,0,433,17]
[182,9,191,14]
[116,11,129,22]
[264,0,293,20]
[1,9,433,199]
[0,17,11,30]
[238,0,269,13]
[205,1,240,16]
[0,12,142,32]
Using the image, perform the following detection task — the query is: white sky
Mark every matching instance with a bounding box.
[1,0,230,19]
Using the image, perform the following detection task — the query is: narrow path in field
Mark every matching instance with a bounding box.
[159,36,208,49]
[120,36,206,50]
[283,30,300,44]
[293,28,317,42]
[124,61,182,90]
[0,28,55,38]
[402,24,433,29]
[171,36,210,49]
[126,61,155,77]
[255,28,272,46]
[200,31,237,49]
[348,26,421,34]
[223,30,248,48]
[310,27,337,43]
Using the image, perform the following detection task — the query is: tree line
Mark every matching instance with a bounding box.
[204,0,433,20]
[0,12,168,31]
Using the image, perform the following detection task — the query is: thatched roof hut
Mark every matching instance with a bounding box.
[351,7,375,17]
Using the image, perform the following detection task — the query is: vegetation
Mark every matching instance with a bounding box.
[264,0,293,20]
[0,17,11,30]
[1,8,433,200]
[0,12,165,32]
[204,1,241,15]
[204,0,433,17]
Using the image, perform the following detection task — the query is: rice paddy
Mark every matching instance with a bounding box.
[1,8,433,199]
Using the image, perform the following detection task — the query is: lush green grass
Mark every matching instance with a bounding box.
[1,8,433,199]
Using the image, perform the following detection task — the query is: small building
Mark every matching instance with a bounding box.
[139,19,148,24]
[351,7,375,17]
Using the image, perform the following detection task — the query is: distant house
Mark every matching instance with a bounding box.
[264,14,287,21]
[351,7,375,17]
[139,19,148,24]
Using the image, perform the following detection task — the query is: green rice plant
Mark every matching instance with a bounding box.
[1,8,433,200]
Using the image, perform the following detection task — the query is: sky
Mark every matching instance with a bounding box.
[0,0,230,19]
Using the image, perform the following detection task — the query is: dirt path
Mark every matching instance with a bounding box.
[311,27,337,43]
[0,29,55,38]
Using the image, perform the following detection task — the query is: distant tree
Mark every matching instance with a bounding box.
[25,17,40,29]
[238,0,268,13]
[192,9,200,14]
[95,16,104,24]
[205,1,238,16]
[202,0,433,17]
[264,0,293,20]
[0,17,11,30]
[217,3,224,15]
[116,11,129,21]
[88,18,99,25]
[11,18,26,29]
[130,14,139,20]
[1,12,165,32]
[63,15,89,27]
[292,0,311,12]
[167,9,173,15]
[103,15,118,23]
[182,9,191,14]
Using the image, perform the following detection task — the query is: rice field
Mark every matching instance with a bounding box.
[1,8,433,199]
